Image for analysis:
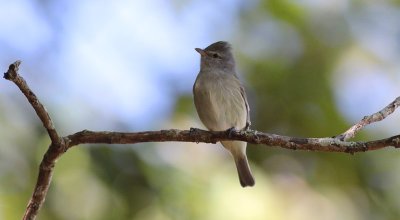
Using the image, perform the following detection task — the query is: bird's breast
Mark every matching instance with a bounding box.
[193,72,246,131]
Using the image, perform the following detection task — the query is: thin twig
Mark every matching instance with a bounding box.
[336,96,400,141]
[3,61,60,143]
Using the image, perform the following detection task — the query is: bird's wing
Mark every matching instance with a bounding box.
[240,85,251,129]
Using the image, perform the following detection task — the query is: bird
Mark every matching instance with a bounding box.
[193,41,255,187]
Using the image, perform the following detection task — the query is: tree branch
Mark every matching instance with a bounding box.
[3,61,400,220]
[336,96,400,141]
[4,61,66,220]
[66,129,400,153]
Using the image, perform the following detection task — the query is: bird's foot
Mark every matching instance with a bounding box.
[189,127,201,136]
[227,127,237,138]
[189,127,202,143]
[244,121,251,131]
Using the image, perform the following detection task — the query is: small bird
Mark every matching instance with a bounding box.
[193,41,255,187]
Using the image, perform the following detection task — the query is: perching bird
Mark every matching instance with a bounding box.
[193,41,255,187]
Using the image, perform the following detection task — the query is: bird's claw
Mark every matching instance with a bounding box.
[244,121,251,131]
[227,127,237,138]
[189,127,202,143]
[190,127,200,136]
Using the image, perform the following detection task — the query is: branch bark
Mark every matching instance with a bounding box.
[3,61,400,220]
[66,129,400,153]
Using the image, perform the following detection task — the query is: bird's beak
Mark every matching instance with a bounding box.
[195,48,206,56]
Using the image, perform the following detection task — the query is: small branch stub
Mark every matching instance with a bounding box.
[4,60,21,80]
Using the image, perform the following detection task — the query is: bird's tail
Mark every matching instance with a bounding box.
[234,155,255,187]
[222,141,255,187]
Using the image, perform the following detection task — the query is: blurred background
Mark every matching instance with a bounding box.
[1,0,400,219]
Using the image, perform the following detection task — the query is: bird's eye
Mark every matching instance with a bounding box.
[212,53,220,58]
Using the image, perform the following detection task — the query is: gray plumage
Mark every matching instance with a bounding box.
[193,41,255,187]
